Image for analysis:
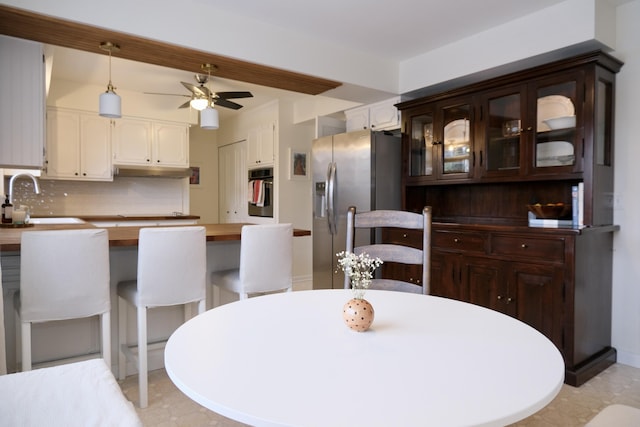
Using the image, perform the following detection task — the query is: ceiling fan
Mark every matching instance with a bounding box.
[145,64,253,110]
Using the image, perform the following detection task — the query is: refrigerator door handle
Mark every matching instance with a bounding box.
[327,162,337,235]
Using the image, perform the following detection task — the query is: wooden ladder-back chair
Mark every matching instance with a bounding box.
[345,206,432,294]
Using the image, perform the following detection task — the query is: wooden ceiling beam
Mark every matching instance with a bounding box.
[0,5,341,96]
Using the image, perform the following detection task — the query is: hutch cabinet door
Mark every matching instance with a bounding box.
[478,84,527,179]
[430,251,466,301]
[465,256,503,311]
[405,106,437,181]
[528,71,585,176]
[438,96,474,180]
[508,262,564,350]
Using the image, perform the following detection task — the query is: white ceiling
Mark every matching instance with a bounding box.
[49,0,606,117]
[198,0,566,61]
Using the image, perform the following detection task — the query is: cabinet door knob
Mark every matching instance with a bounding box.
[507,297,513,303]
[454,238,461,243]
[402,233,408,238]
[497,295,503,300]
[521,243,528,249]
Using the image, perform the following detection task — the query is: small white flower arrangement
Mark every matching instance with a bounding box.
[336,251,383,299]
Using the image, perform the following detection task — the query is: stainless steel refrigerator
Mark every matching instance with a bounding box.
[312,129,401,289]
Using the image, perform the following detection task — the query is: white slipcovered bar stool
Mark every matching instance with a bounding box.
[117,226,206,408]
[211,223,293,301]
[15,229,111,372]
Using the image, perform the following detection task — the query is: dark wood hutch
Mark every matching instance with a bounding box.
[392,51,623,386]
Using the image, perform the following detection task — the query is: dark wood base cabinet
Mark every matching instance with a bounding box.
[385,225,617,386]
[432,224,616,387]
[394,51,623,387]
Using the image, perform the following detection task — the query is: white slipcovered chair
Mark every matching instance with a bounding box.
[345,206,432,294]
[15,228,111,372]
[211,223,293,301]
[117,226,206,408]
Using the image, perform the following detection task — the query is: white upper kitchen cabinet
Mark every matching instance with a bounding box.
[345,97,401,132]
[113,117,189,168]
[44,108,112,181]
[153,121,189,167]
[0,35,45,169]
[247,122,275,168]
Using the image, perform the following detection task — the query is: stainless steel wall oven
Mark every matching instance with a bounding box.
[248,167,273,218]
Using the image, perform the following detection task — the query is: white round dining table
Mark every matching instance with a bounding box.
[165,289,564,427]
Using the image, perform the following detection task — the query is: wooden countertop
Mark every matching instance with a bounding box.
[78,215,201,221]
[0,223,311,252]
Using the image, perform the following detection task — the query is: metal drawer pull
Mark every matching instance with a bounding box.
[454,238,461,243]
[403,233,408,238]
[521,243,528,249]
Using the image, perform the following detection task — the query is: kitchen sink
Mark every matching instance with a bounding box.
[29,217,86,224]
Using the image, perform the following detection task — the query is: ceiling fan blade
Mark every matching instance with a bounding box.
[144,92,190,98]
[215,91,253,99]
[178,100,192,109]
[181,81,208,97]
[214,98,244,110]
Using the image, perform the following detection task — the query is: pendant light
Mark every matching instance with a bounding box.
[99,42,121,118]
[200,106,219,129]
[200,63,219,129]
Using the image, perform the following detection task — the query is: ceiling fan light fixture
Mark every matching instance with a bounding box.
[190,98,209,111]
[98,42,121,118]
[201,106,219,130]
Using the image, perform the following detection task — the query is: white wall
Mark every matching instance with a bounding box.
[277,99,314,288]
[216,99,314,289]
[188,126,219,224]
[399,0,615,94]
[611,0,640,368]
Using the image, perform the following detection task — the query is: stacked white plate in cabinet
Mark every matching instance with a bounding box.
[536,141,574,167]
[537,95,575,132]
[444,119,469,143]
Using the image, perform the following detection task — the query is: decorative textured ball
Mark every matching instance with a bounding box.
[342,298,375,332]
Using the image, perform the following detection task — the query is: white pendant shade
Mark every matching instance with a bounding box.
[98,42,121,119]
[201,107,219,129]
[99,90,121,118]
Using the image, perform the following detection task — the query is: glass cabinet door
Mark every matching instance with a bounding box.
[441,103,471,176]
[533,78,580,172]
[409,112,435,177]
[485,90,523,174]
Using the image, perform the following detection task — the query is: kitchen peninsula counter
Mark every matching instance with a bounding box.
[0,222,310,373]
[0,223,311,251]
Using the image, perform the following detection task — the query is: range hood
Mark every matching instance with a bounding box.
[114,165,192,178]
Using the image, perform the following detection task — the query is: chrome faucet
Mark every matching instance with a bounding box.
[9,173,41,204]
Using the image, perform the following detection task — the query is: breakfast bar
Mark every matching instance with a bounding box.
[0,221,310,374]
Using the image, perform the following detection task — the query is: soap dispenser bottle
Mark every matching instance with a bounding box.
[2,195,12,223]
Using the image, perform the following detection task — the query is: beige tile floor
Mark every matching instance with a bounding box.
[119,363,640,427]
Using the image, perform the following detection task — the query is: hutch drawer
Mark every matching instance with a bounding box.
[382,228,422,249]
[491,234,565,262]
[432,230,487,253]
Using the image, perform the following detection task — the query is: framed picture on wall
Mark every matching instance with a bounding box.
[190,165,201,186]
[289,149,309,180]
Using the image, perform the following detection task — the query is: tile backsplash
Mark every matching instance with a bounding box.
[5,176,189,216]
